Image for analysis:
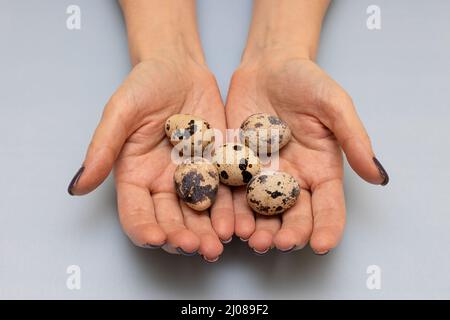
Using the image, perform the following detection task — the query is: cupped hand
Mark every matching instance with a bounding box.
[69,57,234,262]
[226,54,388,254]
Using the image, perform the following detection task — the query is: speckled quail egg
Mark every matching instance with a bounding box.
[246,170,300,215]
[165,114,214,156]
[174,157,219,211]
[212,143,261,186]
[240,113,291,156]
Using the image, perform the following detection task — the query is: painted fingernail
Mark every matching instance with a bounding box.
[176,247,198,256]
[373,157,389,186]
[314,250,329,256]
[203,255,220,263]
[142,243,165,249]
[253,248,269,256]
[278,246,295,254]
[239,237,249,242]
[68,166,85,196]
[221,237,233,244]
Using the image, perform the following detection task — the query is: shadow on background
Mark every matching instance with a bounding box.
[126,235,337,298]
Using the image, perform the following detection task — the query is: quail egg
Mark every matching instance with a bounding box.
[174,157,219,211]
[246,170,300,215]
[212,143,261,186]
[240,113,291,156]
[165,114,214,156]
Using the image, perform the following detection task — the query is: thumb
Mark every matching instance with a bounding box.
[321,94,389,186]
[68,96,131,195]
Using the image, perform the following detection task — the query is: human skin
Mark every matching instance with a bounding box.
[67,0,234,262]
[226,0,389,254]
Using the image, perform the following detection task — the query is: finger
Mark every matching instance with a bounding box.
[210,185,234,243]
[248,214,282,254]
[68,95,133,196]
[233,187,256,241]
[310,179,346,254]
[181,202,223,262]
[274,188,313,252]
[116,182,166,248]
[153,192,200,255]
[320,94,389,186]
[198,103,235,243]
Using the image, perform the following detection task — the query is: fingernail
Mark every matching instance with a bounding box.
[68,166,85,195]
[239,237,249,242]
[203,255,220,263]
[253,248,269,256]
[278,246,295,254]
[176,247,198,256]
[221,237,233,244]
[314,250,329,256]
[142,243,165,249]
[373,157,389,186]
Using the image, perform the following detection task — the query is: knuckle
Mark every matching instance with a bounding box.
[326,92,353,119]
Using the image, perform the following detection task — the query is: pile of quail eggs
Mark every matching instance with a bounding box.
[165,113,300,215]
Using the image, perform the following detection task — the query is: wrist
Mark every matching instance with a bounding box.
[241,0,330,64]
[241,44,312,66]
[120,0,205,66]
[128,29,206,66]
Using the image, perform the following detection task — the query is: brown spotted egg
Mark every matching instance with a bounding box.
[212,143,261,186]
[174,157,219,211]
[240,113,291,156]
[246,171,300,215]
[165,114,214,156]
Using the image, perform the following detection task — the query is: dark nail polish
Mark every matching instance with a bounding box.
[203,255,220,263]
[68,166,85,195]
[314,250,329,256]
[142,243,164,249]
[279,246,295,254]
[176,247,198,256]
[253,248,269,256]
[373,157,389,186]
[221,237,233,244]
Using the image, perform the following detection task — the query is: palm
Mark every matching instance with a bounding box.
[114,61,226,192]
[226,58,347,254]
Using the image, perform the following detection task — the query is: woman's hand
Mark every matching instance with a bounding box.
[68,0,234,262]
[226,0,388,255]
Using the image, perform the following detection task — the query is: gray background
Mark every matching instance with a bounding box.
[0,0,449,299]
